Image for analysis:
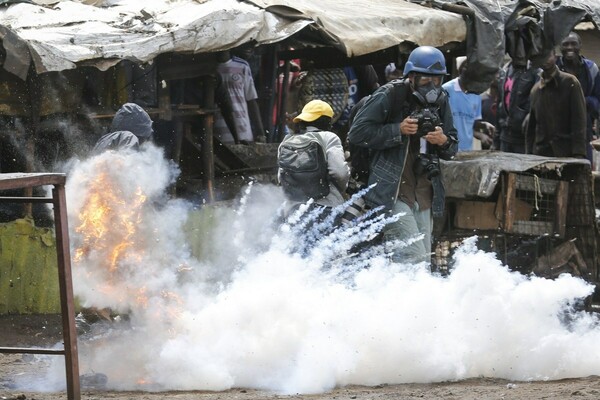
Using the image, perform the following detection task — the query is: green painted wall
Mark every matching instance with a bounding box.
[184,205,226,262]
[0,207,221,315]
[0,218,60,314]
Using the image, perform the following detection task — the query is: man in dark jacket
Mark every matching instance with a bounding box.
[527,49,587,158]
[348,46,458,264]
[92,103,154,153]
[496,60,539,153]
[556,32,600,161]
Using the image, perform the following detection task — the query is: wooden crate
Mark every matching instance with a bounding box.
[500,172,569,237]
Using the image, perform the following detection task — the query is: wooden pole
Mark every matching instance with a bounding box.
[52,183,81,400]
[202,76,216,203]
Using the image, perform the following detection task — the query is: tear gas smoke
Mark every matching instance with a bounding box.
[29,145,600,393]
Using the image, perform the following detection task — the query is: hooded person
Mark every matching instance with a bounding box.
[92,103,154,154]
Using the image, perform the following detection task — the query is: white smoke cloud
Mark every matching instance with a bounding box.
[35,145,600,394]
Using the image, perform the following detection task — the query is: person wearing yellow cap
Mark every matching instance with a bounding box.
[277,99,350,214]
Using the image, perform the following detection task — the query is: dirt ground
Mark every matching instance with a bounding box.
[2,315,600,400]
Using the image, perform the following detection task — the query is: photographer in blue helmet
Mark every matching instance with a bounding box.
[348,46,458,265]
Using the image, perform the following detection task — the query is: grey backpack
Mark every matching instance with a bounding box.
[278,140,330,202]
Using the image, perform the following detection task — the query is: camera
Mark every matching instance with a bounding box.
[414,153,441,180]
[409,108,442,137]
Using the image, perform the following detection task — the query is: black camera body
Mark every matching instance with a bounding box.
[409,108,442,137]
[414,153,441,180]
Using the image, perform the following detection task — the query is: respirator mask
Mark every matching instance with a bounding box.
[412,74,444,106]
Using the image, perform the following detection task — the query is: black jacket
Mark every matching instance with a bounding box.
[497,63,539,144]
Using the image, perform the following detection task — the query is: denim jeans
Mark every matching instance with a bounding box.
[383,200,432,264]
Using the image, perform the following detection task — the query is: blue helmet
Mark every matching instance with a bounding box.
[403,46,447,76]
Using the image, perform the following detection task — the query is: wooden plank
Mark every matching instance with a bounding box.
[503,172,517,232]
[0,174,80,400]
[0,347,64,355]
[88,106,216,120]
[172,119,184,167]
[515,174,557,194]
[0,196,53,203]
[158,79,172,121]
[0,173,66,190]
[202,76,216,203]
[213,139,250,171]
[157,53,217,81]
[52,184,81,400]
[511,221,554,236]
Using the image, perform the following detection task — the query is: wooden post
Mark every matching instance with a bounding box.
[24,66,41,217]
[172,119,184,168]
[52,183,81,400]
[202,76,216,203]
[503,173,517,232]
[158,78,172,121]
[0,174,80,400]
[261,45,279,141]
[276,60,291,142]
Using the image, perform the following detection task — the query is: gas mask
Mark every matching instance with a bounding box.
[412,74,444,106]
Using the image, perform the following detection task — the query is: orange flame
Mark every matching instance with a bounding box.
[74,171,147,274]
[73,162,184,323]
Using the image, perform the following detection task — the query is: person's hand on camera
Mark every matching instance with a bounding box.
[425,126,447,146]
[400,117,419,135]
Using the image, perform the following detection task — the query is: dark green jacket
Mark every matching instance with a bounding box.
[348,79,458,211]
[527,67,587,158]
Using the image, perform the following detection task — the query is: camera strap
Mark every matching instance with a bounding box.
[430,174,445,218]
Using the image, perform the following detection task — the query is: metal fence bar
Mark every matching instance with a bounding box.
[0,173,80,400]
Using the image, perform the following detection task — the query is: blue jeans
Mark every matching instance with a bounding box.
[383,200,432,264]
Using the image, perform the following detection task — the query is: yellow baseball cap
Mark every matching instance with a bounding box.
[293,100,334,123]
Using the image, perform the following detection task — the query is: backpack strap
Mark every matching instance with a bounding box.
[386,79,411,123]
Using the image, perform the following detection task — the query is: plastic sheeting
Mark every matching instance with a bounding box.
[0,0,469,79]
[441,151,589,199]
[435,0,600,94]
[244,0,467,57]
[2,0,600,89]
[0,0,313,77]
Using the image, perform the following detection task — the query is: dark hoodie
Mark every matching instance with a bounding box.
[109,103,153,139]
[92,130,140,153]
[92,103,153,154]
